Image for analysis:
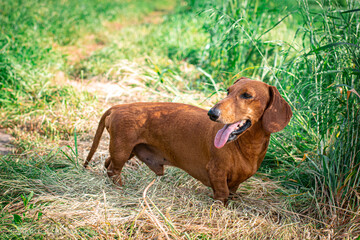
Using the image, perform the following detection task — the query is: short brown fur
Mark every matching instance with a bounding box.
[84,78,292,204]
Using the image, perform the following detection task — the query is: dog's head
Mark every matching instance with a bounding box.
[208,77,292,148]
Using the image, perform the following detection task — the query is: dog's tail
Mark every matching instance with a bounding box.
[83,109,112,168]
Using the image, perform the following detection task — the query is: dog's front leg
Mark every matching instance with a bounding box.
[207,163,230,205]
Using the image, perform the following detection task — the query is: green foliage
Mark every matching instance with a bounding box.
[12,191,43,226]
[184,0,300,87]
[183,0,359,225]
[273,0,360,221]
[60,127,80,167]
[0,0,173,138]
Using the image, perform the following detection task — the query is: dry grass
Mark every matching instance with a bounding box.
[1,159,323,239]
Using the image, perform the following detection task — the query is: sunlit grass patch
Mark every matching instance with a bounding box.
[0,148,321,239]
[0,0,178,137]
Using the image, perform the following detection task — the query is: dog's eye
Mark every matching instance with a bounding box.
[226,89,230,96]
[240,92,253,99]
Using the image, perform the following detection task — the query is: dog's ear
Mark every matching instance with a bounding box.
[262,86,292,133]
[233,77,250,85]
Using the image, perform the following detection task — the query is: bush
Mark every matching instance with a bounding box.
[185,0,360,231]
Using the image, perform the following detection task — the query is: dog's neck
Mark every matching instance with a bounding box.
[235,120,270,171]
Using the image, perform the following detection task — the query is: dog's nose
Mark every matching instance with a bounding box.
[208,108,221,121]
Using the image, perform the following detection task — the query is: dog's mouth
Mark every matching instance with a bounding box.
[214,119,251,149]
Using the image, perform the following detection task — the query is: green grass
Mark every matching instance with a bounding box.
[0,0,359,238]
[276,2,360,232]
[182,0,359,228]
[201,0,360,235]
[0,0,175,138]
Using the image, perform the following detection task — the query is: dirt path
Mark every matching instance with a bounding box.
[0,129,13,155]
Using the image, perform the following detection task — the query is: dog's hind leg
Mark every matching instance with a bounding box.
[106,140,133,186]
[105,152,134,169]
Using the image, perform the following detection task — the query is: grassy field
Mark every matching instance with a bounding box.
[1,0,359,239]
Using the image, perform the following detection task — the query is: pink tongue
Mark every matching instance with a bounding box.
[214,123,239,149]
